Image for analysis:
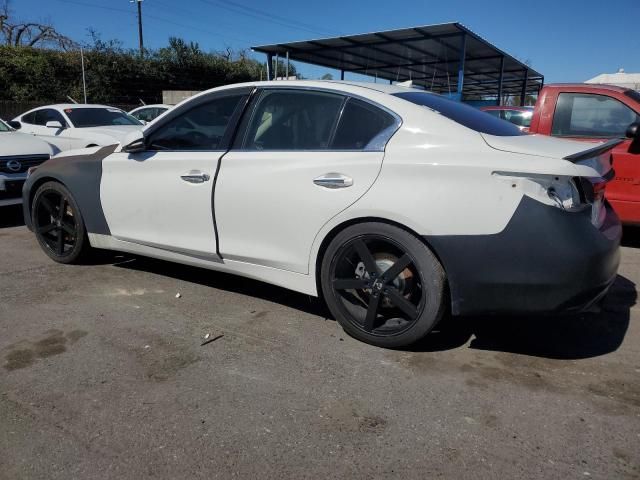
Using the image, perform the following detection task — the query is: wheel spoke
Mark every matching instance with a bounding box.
[56,228,64,254]
[58,196,67,218]
[333,278,368,290]
[37,223,57,234]
[384,287,419,319]
[40,196,55,214]
[363,293,381,331]
[61,220,75,236]
[353,239,379,276]
[380,253,412,284]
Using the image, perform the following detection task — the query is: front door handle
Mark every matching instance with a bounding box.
[313,173,353,189]
[181,171,210,184]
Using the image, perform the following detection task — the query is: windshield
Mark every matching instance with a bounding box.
[0,119,10,132]
[393,92,525,136]
[64,108,142,128]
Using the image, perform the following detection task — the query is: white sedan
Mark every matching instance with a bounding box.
[0,119,56,207]
[10,104,143,151]
[22,81,622,348]
[129,104,171,123]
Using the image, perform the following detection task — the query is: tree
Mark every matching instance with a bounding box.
[0,0,77,50]
[320,73,333,80]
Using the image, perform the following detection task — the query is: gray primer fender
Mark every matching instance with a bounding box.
[22,144,117,234]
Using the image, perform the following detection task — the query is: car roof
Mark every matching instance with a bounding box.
[131,104,171,110]
[545,83,631,93]
[47,104,125,110]
[193,79,430,98]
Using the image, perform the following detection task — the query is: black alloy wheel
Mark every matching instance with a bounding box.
[32,181,90,264]
[322,223,446,348]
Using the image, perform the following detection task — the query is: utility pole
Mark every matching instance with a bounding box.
[131,0,144,56]
[80,47,87,103]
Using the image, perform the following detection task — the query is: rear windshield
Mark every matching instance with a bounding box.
[393,92,525,136]
[0,120,10,132]
[65,108,142,128]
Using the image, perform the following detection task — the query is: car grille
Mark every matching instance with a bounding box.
[0,154,50,174]
[0,179,25,200]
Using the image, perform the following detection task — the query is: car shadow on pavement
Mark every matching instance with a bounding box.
[115,255,636,360]
[411,275,636,360]
[0,205,25,228]
[113,255,331,318]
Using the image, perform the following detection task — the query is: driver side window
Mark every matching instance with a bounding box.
[147,94,245,151]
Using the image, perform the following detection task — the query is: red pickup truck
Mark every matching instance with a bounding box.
[527,84,640,224]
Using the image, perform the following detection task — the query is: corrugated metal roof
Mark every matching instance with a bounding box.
[253,23,543,98]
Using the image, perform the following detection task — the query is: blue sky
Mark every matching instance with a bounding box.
[10,0,640,83]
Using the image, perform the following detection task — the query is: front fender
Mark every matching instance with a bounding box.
[22,145,117,234]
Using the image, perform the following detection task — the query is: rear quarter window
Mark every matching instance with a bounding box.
[332,98,398,150]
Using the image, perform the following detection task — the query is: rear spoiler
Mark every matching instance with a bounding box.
[563,138,624,163]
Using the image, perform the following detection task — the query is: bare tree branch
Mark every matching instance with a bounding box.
[0,0,77,50]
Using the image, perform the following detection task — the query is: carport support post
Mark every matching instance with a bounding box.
[266,53,273,80]
[340,70,344,80]
[497,56,504,106]
[456,33,466,102]
[520,68,529,106]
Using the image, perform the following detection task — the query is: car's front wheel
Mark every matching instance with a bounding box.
[321,222,446,348]
[31,181,92,264]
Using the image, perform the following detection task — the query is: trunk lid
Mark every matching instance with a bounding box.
[481,133,620,178]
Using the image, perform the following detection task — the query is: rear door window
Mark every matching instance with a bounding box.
[332,98,398,150]
[242,90,344,150]
[551,93,640,138]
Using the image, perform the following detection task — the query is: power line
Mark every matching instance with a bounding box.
[50,0,261,46]
[196,0,339,37]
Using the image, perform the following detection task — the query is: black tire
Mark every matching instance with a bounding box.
[321,222,446,348]
[31,181,92,264]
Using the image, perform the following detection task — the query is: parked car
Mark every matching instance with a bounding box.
[9,104,143,152]
[129,104,171,123]
[0,119,56,207]
[527,84,640,224]
[22,81,621,348]
[480,106,534,130]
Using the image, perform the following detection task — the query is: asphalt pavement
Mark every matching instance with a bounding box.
[1,204,639,479]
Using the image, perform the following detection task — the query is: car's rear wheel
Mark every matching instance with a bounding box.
[32,181,91,264]
[321,222,446,348]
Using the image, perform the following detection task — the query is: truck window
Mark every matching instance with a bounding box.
[551,93,640,138]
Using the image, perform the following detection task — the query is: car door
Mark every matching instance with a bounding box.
[550,92,640,222]
[216,88,400,274]
[100,88,251,258]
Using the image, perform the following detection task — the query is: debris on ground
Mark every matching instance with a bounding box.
[175,293,182,298]
[201,333,224,346]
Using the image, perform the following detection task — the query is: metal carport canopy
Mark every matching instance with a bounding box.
[253,22,543,104]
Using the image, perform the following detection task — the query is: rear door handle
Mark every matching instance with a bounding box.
[181,171,210,184]
[313,173,353,189]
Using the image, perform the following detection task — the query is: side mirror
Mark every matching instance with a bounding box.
[626,122,640,140]
[122,131,146,153]
[46,120,64,129]
[8,120,21,129]
[139,119,147,126]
